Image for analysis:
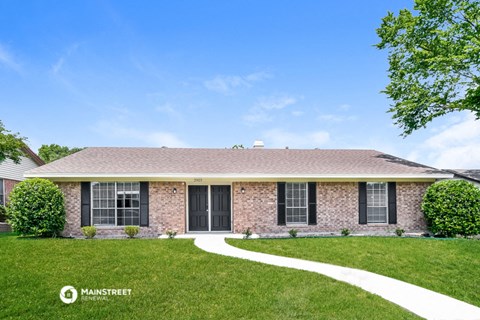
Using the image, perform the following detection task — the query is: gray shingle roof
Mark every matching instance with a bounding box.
[25,147,450,180]
[445,169,480,183]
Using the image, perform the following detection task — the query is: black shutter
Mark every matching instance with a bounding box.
[359,182,367,224]
[308,182,317,225]
[388,182,397,224]
[140,182,149,227]
[277,182,286,225]
[81,182,91,227]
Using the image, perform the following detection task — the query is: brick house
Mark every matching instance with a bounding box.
[24,146,451,237]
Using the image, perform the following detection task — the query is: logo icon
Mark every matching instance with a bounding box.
[60,286,78,304]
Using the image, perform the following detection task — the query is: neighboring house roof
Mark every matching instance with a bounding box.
[24,147,451,180]
[444,169,480,184]
[1,146,44,181]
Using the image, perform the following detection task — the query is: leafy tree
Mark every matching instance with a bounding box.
[376,0,480,136]
[0,120,27,164]
[38,144,84,163]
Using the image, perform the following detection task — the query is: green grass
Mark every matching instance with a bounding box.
[228,236,480,307]
[0,233,419,320]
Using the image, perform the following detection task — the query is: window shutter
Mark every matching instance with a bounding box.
[81,182,91,227]
[388,182,397,224]
[358,182,367,224]
[140,182,149,227]
[277,182,286,225]
[308,182,317,225]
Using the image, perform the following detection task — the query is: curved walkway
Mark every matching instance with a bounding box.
[194,235,480,320]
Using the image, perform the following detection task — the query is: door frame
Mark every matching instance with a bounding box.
[186,183,233,232]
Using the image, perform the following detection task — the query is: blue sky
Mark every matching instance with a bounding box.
[0,1,478,168]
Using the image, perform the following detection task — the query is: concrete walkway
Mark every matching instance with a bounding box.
[194,235,480,320]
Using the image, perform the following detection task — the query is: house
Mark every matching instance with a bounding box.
[1,147,44,206]
[444,169,480,188]
[24,145,452,237]
[1,147,45,232]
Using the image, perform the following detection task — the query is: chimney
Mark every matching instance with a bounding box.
[253,140,264,149]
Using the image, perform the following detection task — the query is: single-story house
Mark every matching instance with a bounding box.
[444,169,480,188]
[24,145,452,237]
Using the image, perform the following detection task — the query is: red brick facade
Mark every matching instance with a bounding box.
[3,178,19,204]
[57,180,430,237]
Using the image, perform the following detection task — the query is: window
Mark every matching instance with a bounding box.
[0,179,4,205]
[367,182,388,223]
[91,182,140,226]
[286,182,307,224]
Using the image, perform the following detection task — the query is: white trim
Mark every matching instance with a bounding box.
[24,172,453,180]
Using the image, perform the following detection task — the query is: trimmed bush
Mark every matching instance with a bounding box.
[288,229,298,238]
[7,178,65,237]
[395,228,405,237]
[81,226,97,239]
[422,180,480,237]
[341,228,350,236]
[124,226,140,238]
[166,230,177,239]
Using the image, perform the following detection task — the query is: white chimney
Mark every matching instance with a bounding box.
[253,140,264,149]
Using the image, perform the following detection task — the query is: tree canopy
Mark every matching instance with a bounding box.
[0,120,26,164]
[38,144,84,163]
[376,0,480,136]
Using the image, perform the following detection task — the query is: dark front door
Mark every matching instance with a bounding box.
[188,186,208,231]
[211,185,231,231]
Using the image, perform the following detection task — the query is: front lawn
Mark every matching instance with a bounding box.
[228,237,480,307]
[0,233,419,319]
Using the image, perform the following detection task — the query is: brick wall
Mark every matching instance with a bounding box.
[3,178,19,204]
[233,181,431,235]
[57,181,186,237]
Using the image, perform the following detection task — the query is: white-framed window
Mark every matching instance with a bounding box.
[286,182,308,224]
[367,182,388,223]
[0,179,4,206]
[91,182,140,226]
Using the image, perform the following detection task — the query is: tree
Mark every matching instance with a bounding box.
[376,0,480,136]
[38,144,84,163]
[0,120,27,164]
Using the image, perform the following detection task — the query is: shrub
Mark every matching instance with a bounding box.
[422,180,480,237]
[7,178,65,237]
[166,230,177,239]
[395,228,405,237]
[288,229,298,238]
[243,227,252,239]
[341,228,350,236]
[124,226,140,238]
[0,205,7,222]
[81,226,97,239]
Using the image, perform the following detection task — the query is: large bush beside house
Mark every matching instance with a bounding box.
[7,178,65,237]
[422,180,480,237]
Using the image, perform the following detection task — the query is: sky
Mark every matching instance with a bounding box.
[0,0,478,169]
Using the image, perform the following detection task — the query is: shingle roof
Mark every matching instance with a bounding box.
[25,147,450,180]
[445,169,480,183]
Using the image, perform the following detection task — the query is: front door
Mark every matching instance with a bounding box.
[188,185,231,232]
[211,185,231,231]
[188,186,208,231]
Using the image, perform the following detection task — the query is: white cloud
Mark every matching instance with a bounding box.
[92,119,188,148]
[204,71,272,95]
[409,112,480,168]
[0,43,22,73]
[155,103,183,120]
[262,128,330,148]
[291,110,304,117]
[50,42,81,75]
[243,94,297,124]
[338,104,351,111]
[318,114,357,122]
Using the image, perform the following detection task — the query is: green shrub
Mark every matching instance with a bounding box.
[0,205,7,222]
[81,226,97,239]
[395,228,405,237]
[243,227,252,239]
[166,230,177,239]
[7,178,65,237]
[341,228,350,236]
[422,180,480,237]
[288,229,298,238]
[124,226,140,238]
